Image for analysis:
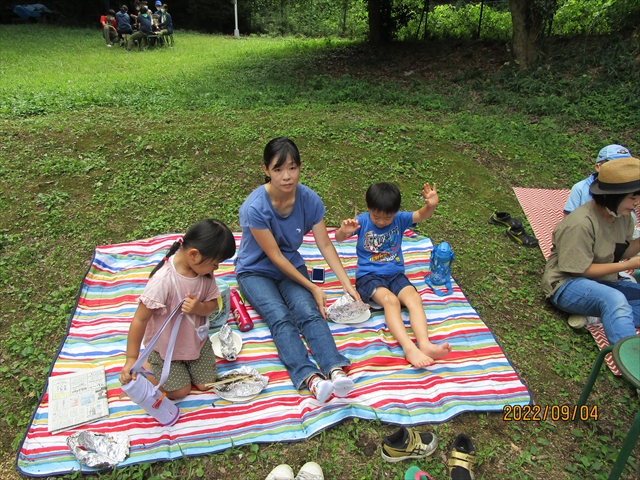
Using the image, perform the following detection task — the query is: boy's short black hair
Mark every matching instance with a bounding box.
[366,182,401,214]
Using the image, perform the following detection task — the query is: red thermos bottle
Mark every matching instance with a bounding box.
[230,288,253,332]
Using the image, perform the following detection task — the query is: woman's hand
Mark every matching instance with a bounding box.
[343,282,361,301]
[311,285,327,319]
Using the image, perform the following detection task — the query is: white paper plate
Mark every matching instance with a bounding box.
[210,331,243,358]
[332,309,371,325]
[216,391,260,402]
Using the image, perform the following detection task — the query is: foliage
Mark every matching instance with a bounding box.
[1,26,639,480]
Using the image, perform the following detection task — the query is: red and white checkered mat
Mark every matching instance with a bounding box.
[512,187,640,376]
[512,187,569,260]
[585,325,640,376]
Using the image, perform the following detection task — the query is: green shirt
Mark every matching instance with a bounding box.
[542,201,634,297]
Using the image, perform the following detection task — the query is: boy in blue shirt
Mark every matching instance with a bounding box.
[563,144,631,215]
[336,182,451,368]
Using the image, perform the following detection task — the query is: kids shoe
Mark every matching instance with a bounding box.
[265,464,294,480]
[294,462,324,480]
[567,315,600,329]
[448,434,476,480]
[381,427,438,462]
[488,211,522,229]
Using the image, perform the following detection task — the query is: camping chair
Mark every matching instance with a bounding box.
[577,335,640,480]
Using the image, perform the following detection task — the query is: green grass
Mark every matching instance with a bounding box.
[1,24,639,480]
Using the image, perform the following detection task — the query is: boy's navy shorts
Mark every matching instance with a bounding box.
[355,272,415,303]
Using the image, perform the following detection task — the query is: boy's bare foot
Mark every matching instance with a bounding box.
[419,341,452,360]
[405,347,435,368]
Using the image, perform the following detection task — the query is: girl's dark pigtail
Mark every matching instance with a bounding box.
[149,239,181,278]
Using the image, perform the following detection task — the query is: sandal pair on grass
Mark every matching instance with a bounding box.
[488,211,538,248]
[382,427,476,480]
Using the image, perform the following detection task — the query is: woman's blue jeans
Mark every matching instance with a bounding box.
[237,266,350,390]
[550,277,640,344]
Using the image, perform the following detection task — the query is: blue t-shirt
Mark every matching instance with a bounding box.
[563,173,596,215]
[235,184,325,280]
[353,211,414,278]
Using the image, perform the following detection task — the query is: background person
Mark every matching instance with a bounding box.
[99,9,118,47]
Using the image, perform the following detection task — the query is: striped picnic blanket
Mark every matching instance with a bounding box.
[17,231,531,477]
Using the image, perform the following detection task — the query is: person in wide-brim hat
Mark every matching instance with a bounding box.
[542,156,640,344]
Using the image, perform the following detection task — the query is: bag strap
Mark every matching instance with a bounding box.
[130,300,184,392]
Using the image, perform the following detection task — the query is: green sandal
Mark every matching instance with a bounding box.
[448,434,476,480]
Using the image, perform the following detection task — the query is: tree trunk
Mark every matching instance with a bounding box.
[508,0,544,69]
[367,0,382,44]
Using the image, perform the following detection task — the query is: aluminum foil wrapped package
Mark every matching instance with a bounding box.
[66,431,129,468]
[213,366,268,401]
[326,294,371,324]
[218,324,237,361]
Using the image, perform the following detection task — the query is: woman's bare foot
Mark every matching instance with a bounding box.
[405,346,435,368]
[419,341,452,360]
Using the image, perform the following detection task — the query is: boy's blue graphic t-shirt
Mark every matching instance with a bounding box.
[235,184,325,280]
[353,211,414,278]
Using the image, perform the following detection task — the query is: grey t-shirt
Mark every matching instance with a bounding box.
[542,201,633,297]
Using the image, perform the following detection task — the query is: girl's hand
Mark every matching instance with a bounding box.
[338,218,360,238]
[119,359,137,385]
[422,183,438,209]
[311,285,327,319]
[182,293,199,314]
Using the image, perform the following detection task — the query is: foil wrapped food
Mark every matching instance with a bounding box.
[213,366,268,400]
[66,431,129,468]
[326,294,371,324]
[218,323,237,361]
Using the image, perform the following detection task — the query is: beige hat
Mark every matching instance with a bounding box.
[590,157,640,195]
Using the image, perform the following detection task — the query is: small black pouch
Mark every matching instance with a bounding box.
[613,241,629,263]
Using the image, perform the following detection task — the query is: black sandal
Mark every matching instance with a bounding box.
[504,226,538,248]
[488,212,522,230]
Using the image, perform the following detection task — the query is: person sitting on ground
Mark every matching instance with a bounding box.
[543,157,640,343]
[335,182,452,368]
[563,144,632,215]
[99,9,118,47]
[235,137,358,404]
[127,5,153,51]
[157,4,173,40]
[115,5,133,42]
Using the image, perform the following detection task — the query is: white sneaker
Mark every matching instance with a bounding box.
[295,462,324,480]
[265,464,294,480]
[568,315,600,329]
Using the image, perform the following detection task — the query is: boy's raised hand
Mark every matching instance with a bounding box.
[422,183,438,209]
[339,218,360,237]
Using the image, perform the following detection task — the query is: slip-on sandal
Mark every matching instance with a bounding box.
[504,226,538,248]
[488,211,523,230]
[448,434,476,480]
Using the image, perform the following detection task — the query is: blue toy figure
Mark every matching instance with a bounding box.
[425,242,454,296]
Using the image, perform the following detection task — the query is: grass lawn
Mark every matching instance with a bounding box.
[0,24,639,479]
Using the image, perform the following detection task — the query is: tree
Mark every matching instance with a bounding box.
[508,0,558,69]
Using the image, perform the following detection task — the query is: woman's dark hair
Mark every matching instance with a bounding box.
[365,182,402,214]
[592,190,640,213]
[263,137,301,183]
[108,9,116,15]
[121,5,128,12]
[150,219,236,278]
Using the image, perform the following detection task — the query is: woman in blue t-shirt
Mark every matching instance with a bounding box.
[235,137,359,403]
